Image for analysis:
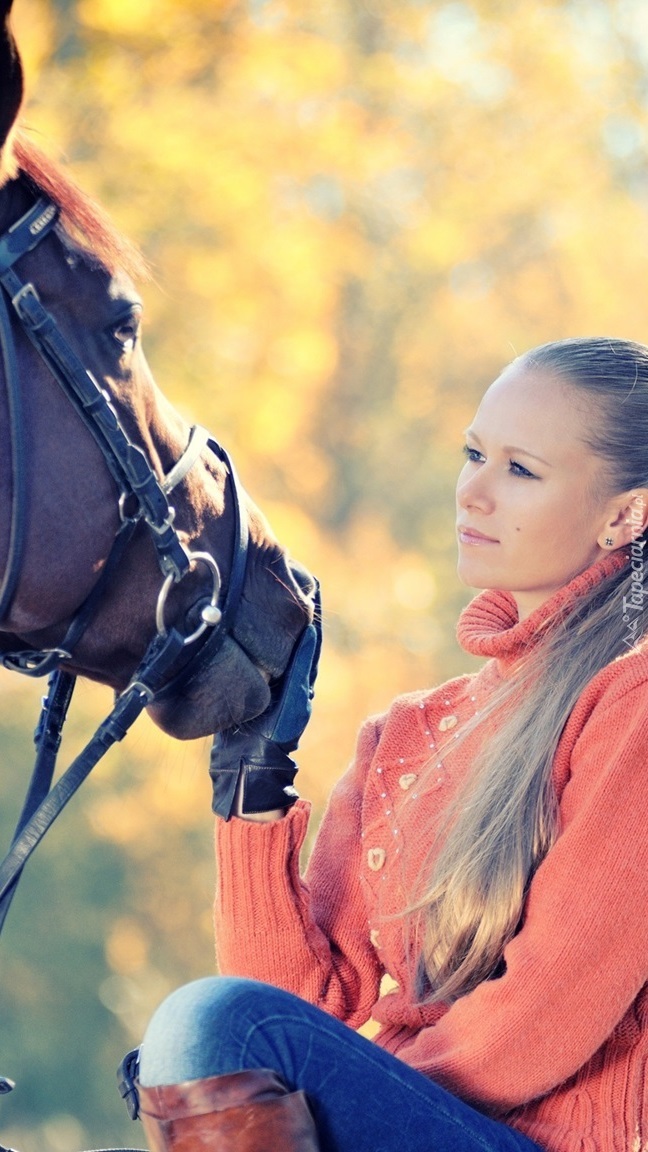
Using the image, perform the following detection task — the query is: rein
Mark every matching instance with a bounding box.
[0,190,321,1151]
[0,194,250,1122]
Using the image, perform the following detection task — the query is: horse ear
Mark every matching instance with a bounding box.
[0,0,23,165]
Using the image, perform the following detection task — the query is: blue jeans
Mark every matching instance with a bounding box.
[137,977,543,1152]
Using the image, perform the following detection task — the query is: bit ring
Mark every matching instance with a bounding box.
[155,551,222,645]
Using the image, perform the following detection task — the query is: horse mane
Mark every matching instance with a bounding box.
[12,131,149,281]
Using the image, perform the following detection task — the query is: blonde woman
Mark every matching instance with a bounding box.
[129,337,648,1152]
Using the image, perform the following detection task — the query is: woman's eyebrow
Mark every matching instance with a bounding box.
[463,428,552,468]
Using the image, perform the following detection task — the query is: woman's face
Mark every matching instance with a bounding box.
[456,361,627,619]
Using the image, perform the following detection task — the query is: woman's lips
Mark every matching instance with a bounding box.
[457,525,499,545]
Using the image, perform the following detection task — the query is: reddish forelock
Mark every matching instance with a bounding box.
[13,132,149,282]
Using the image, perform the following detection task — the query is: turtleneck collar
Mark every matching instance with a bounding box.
[456,547,631,672]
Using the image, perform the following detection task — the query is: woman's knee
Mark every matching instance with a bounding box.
[138,976,304,1086]
[139,975,277,1086]
[145,975,256,1039]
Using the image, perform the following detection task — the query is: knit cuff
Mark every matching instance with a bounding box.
[214,800,311,942]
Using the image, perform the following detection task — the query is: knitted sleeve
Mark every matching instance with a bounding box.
[213,717,384,1028]
[391,673,648,1113]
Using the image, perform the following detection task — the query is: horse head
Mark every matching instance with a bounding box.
[0,1,316,739]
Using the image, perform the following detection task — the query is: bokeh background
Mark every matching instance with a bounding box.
[1,0,648,1147]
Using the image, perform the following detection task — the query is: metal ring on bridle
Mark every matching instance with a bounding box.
[155,551,222,646]
[118,490,144,524]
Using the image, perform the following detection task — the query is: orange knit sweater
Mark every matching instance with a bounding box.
[214,547,648,1152]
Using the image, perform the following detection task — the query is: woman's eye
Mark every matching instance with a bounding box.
[462,444,483,463]
[508,459,537,479]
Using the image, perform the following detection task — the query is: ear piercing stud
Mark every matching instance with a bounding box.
[605,537,614,547]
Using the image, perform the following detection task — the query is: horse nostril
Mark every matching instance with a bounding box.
[289,559,316,598]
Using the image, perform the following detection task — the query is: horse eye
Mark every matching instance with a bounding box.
[112,311,141,349]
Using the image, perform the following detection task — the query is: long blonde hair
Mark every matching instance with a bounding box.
[413,337,648,1005]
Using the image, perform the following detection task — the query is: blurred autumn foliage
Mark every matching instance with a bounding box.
[1,0,648,1146]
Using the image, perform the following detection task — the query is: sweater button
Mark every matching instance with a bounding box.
[438,714,457,731]
[367,847,386,871]
[399,773,417,790]
[370,928,381,949]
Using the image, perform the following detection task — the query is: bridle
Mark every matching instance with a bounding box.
[0,195,249,665]
[0,195,252,959]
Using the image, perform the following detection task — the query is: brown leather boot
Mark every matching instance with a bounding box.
[137,1067,321,1152]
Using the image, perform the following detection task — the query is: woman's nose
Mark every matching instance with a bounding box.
[456,466,493,513]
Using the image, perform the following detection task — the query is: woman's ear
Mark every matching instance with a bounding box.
[598,489,648,550]
[0,0,23,178]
